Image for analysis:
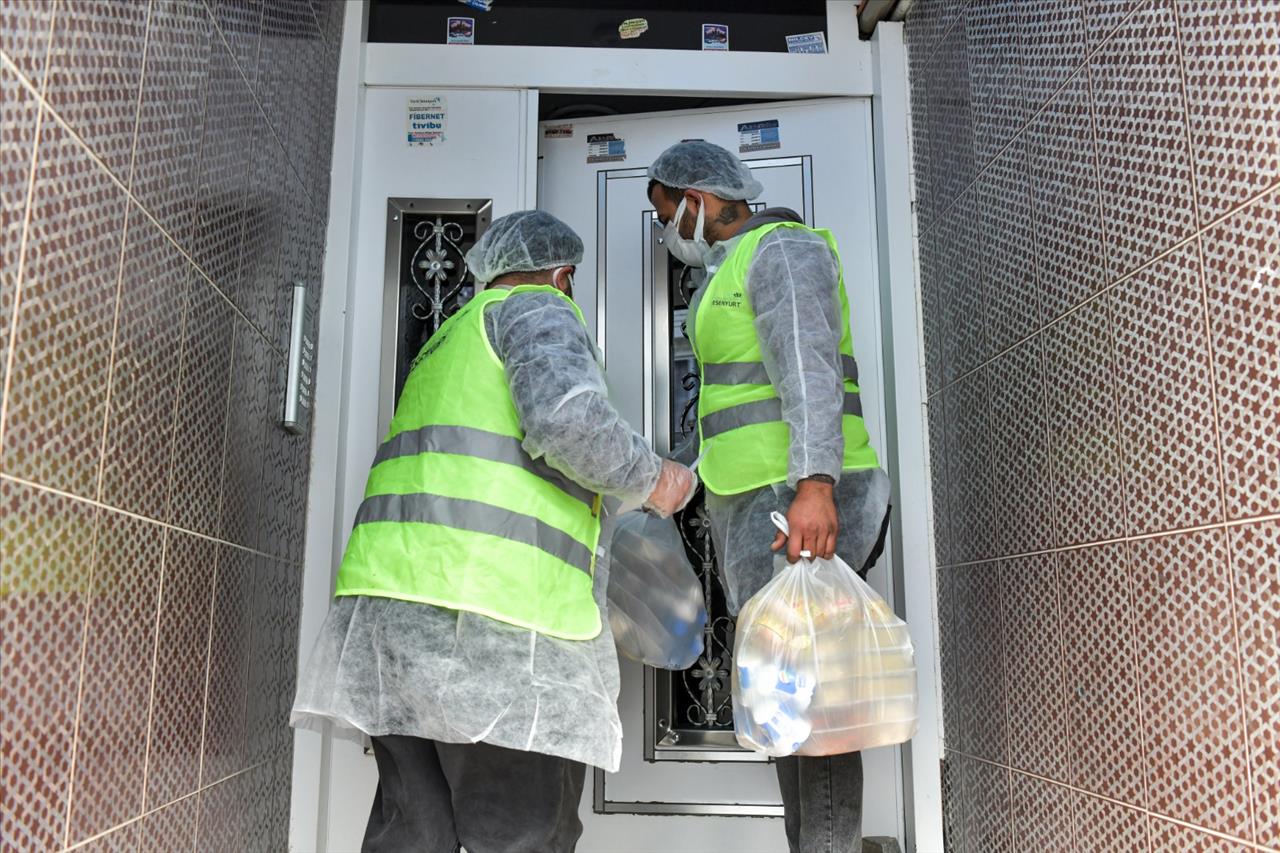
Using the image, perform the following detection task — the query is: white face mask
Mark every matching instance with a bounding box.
[552,266,575,300]
[662,195,711,268]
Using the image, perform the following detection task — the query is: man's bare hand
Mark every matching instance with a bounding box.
[770,478,838,562]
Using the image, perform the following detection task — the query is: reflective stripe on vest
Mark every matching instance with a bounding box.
[701,391,864,440]
[354,492,594,573]
[702,354,860,388]
[373,424,595,508]
[334,285,603,641]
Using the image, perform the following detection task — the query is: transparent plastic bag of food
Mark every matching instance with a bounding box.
[732,544,918,757]
[607,511,707,670]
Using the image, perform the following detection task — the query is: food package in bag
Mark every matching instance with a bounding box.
[733,514,918,757]
[607,511,707,670]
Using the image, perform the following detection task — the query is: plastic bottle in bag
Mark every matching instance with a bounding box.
[607,511,707,670]
[733,531,918,757]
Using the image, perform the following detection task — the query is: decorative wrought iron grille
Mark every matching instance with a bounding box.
[385,198,492,411]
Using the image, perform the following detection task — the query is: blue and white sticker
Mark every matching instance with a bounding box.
[407,95,447,147]
[785,31,827,54]
[447,17,475,44]
[702,23,729,50]
[738,119,781,153]
[587,133,626,163]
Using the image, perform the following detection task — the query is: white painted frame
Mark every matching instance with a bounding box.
[291,5,943,852]
[364,1,873,97]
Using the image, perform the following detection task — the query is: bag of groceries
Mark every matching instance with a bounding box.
[607,511,707,670]
[732,512,918,757]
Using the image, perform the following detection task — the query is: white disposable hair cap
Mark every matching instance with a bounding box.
[647,140,764,201]
[465,210,584,284]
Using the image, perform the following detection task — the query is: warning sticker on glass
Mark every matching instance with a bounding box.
[447,17,475,44]
[785,31,827,53]
[543,124,573,139]
[587,133,626,163]
[702,23,729,50]
[407,96,447,147]
[738,119,780,153]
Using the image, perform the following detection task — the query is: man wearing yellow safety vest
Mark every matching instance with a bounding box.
[292,210,697,853]
[647,141,891,853]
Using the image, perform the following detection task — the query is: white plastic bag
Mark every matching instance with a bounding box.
[732,515,918,757]
[607,511,707,670]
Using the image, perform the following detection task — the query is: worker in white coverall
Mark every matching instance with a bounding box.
[647,141,893,853]
[292,210,697,853]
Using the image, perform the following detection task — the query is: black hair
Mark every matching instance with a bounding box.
[646,178,684,205]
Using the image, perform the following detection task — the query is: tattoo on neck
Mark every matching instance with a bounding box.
[715,203,742,226]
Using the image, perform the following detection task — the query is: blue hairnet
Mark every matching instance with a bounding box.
[465,210,584,284]
[647,140,764,201]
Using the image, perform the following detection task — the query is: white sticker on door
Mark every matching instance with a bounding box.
[587,133,626,163]
[407,96,447,147]
[738,119,781,153]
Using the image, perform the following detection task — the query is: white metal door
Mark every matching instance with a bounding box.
[539,98,903,852]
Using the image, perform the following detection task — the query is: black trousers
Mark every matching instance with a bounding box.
[775,751,865,853]
[364,736,587,853]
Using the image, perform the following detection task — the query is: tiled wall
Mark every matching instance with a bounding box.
[906,0,1278,850]
[1,1,341,850]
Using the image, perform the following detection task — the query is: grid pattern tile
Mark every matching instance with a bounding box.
[0,1,340,849]
[909,0,1279,849]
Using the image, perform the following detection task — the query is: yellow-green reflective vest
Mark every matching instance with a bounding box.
[692,222,880,495]
[334,285,604,641]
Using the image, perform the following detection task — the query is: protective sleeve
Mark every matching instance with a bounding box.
[487,292,663,500]
[745,228,847,487]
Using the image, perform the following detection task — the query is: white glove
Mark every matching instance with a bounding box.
[642,459,697,519]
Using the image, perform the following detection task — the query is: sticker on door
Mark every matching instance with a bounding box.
[407,96,447,146]
[738,119,780,153]
[587,133,626,163]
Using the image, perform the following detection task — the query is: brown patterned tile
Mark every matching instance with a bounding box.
[1174,0,1280,223]
[194,771,247,853]
[1230,519,1280,849]
[245,558,302,764]
[218,321,269,549]
[65,510,164,845]
[144,531,217,810]
[939,189,988,384]
[0,481,97,852]
[137,794,197,853]
[967,0,1025,169]
[259,357,309,560]
[1082,0,1148,50]
[1,63,38,290]
[989,336,1057,557]
[0,0,55,89]
[1071,790,1149,852]
[1201,190,1280,520]
[1018,0,1086,111]
[1088,0,1197,279]
[928,15,976,214]
[188,26,256,296]
[1130,529,1252,838]
[269,175,310,354]
[99,207,190,520]
[937,567,965,755]
[909,51,935,231]
[941,752,965,853]
[1109,243,1223,534]
[200,546,254,786]
[960,758,1012,853]
[979,137,1040,355]
[1027,72,1109,323]
[234,118,287,337]
[1059,543,1146,804]
[946,369,994,564]
[42,0,148,183]
[956,564,1008,764]
[164,278,234,536]
[1009,772,1072,852]
[312,0,345,46]
[926,396,950,567]
[1001,555,1069,780]
[241,752,292,852]
[1044,299,1126,546]
[75,821,138,852]
[920,225,948,398]
[127,0,211,250]
[208,0,264,84]
[1,111,127,498]
[1148,817,1252,853]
